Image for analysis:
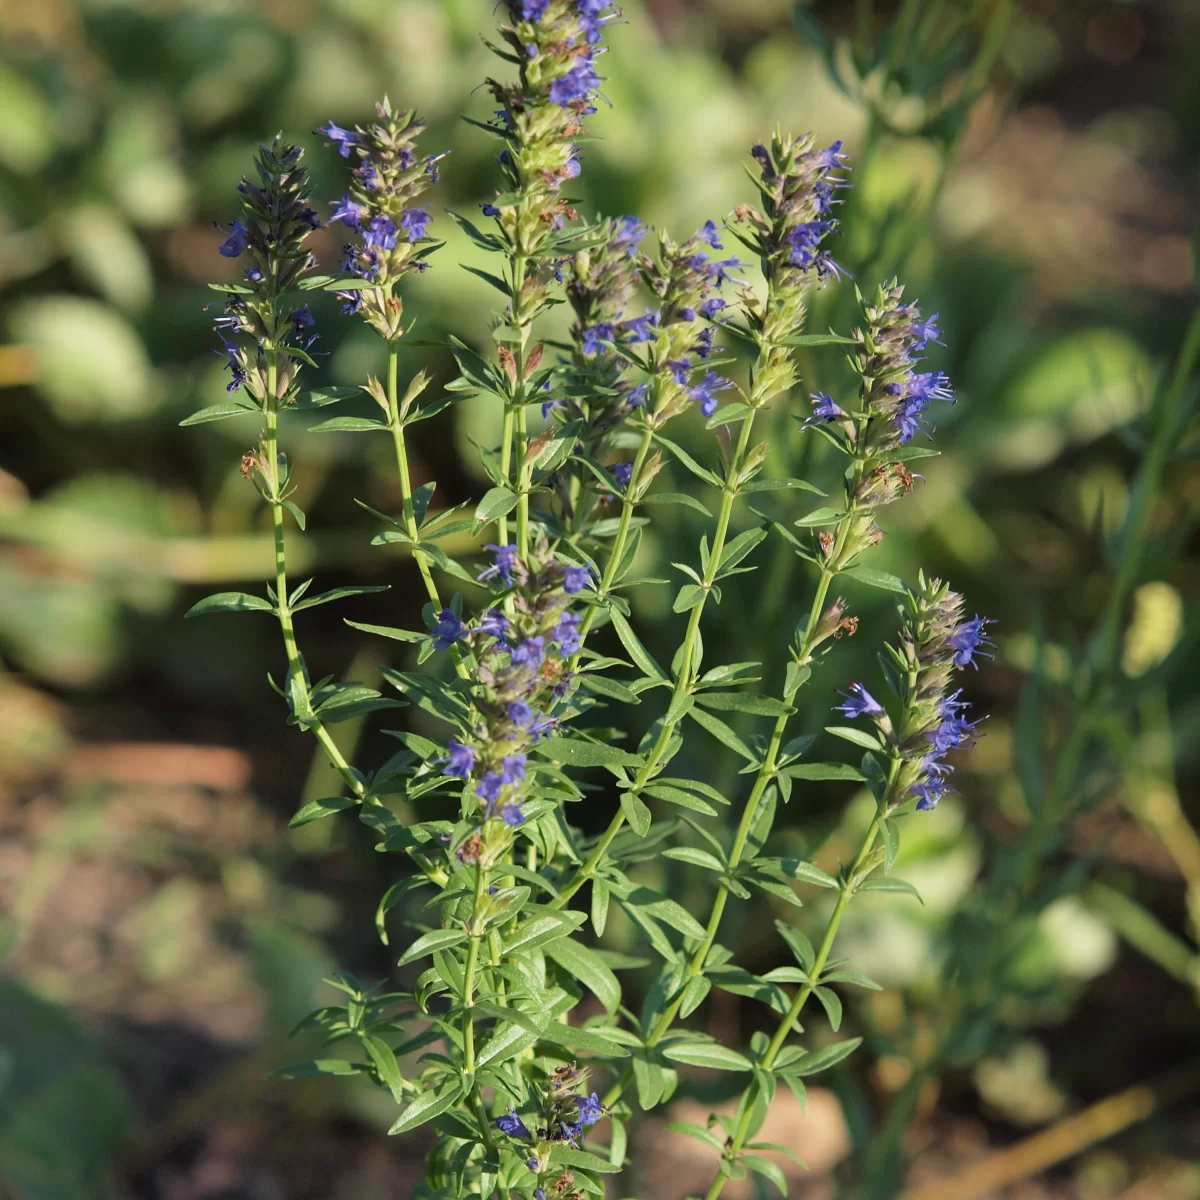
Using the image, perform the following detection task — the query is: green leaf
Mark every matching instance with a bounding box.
[502,909,586,955]
[548,1146,622,1175]
[813,986,842,1032]
[180,402,256,426]
[474,485,519,526]
[640,491,713,517]
[538,1023,630,1058]
[591,878,610,937]
[880,818,899,874]
[654,433,722,487]
[293,584,390,612]
[858,877,923,902]
[783,1037,861,1077]
[743,1155,789,1196]
[779,762,865,781]
[288,794,359,827]
[609,610,670,683]
[627,889,707,940]
[362,1034,405,1102]
[678,975,712,1018]
[298,386,360,408]
[308,416,391,433]
[667,1120,724,1150]
[397,928,468,966]
[696,691,793,717]
[577,673,641,704]
[662,1040,753,1072]
[774,920,815,971]
[389,1078,463,1135]
[688,706,758,762]
[781,332,856,346]
[270,1058,363,1079]
[841,566,910,595]
[774,859,839,889]
[824,725,884,751]
[718,526,768,572]
[544,939,621,1015]
[537,737,643,768]
[794,507,845,528]
[345,619,426,643]
[477,1022,541,1068]
[619,790,652,837]
[644,785,718,817]
[663,846,724,872]
[185,591,274,617]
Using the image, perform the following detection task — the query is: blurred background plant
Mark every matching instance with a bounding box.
[1,0,1199,1197]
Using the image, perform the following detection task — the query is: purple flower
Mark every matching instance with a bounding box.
[476,772,504,803]
[815,138,848,171]
[612,216,647,256]
[621,310,659,343]
[444,739,475,780]
[911,312,942,348]
[627,383,648,408]
[512,637,545,667]
[549,61,600,107]
[553,612,583,655]
[667,358,691,385]
[432,608,464,651]
[246,266,264,283]
[363,215,398,251]
[948,615,995,670]
[698,219,724,249]
[329,194,361,229]
[400,207,431,242]
[805,392,845,426]
[289,304,315,331]
[535,1191,546,1200]
[316,120,358,158]
[479,544,520,588]
[507,700,534,726]
[582,322,616,356]
[689,371,733,418]
[218,220,249,258]
[529,712,558,741]
[835,683,884,719]
[482,202,501,216]
[496,1110,530,1138]
[911,776,947,811]
[478,608,511,640]
[521,0,548,18]
[219,341,247,392]
[501,754,527,785]
[611,461,633,491]
[577,1092,602,1126]
[500,802,525,826]
[699,297,726,319]
[562,564,593,594]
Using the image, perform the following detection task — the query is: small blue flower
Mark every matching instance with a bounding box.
[549,61,599,108]
[289,305,315,331]
[316,120,359,158]
[626,383,648,407]
[911,312,942,348]
[246,266,264,283]
[529,712,558,741]
[804,392,845,426]
[577,1092,603,1126]
[496,1110,530,1138]
[479,544,520,588]
[218,220,249,258]
[512,637,545,667]
[582,322,616,356]
[554,612,583,655]
[481,202,501,216]
[443,739,475,780]
[432,608,465,651]
[476,772,504,803]
[911,776,946,811]
[667,358,691,385]
[948,615,995,670]
[689,370,733,418]
[611,461,633,491]
[363,215,398,251]
[612,215,647,256]
[562,565,593,594]
[507,700,534,726]
[834,683,884,719]
[478,608,511,640]
[698,219,724,249]
[501,754,527,785]
[400,206,431,242]
[621,309,659,343]
[521,0,548,18]
[699,297,726,319]
[534,1191,546,1200]
[329,194,362,229]
[500,802,525,826]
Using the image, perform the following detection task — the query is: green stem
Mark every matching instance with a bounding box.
[515,404,530,556]
[498,405,515,547]
[264,354,364,799]
[463,863,496,1151]
[702,811,885,1200]
[386,341,469,680]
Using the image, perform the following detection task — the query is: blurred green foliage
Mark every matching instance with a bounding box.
[2,0,1200,1197]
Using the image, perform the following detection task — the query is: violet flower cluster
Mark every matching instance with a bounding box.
[836,575,993,810]
[317,98,446,338]
[436,540,591,849]
[212,138,321,402]
[495,1063,603,1200]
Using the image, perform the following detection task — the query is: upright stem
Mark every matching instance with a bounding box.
[264,350,364,798]
[498,406,516,547]
[463,863,496,1150]
[385,341,469,680]
[701,811,885,1200]
[515,404,531,556]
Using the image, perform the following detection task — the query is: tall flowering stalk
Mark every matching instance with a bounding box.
[181,10,993,1200]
